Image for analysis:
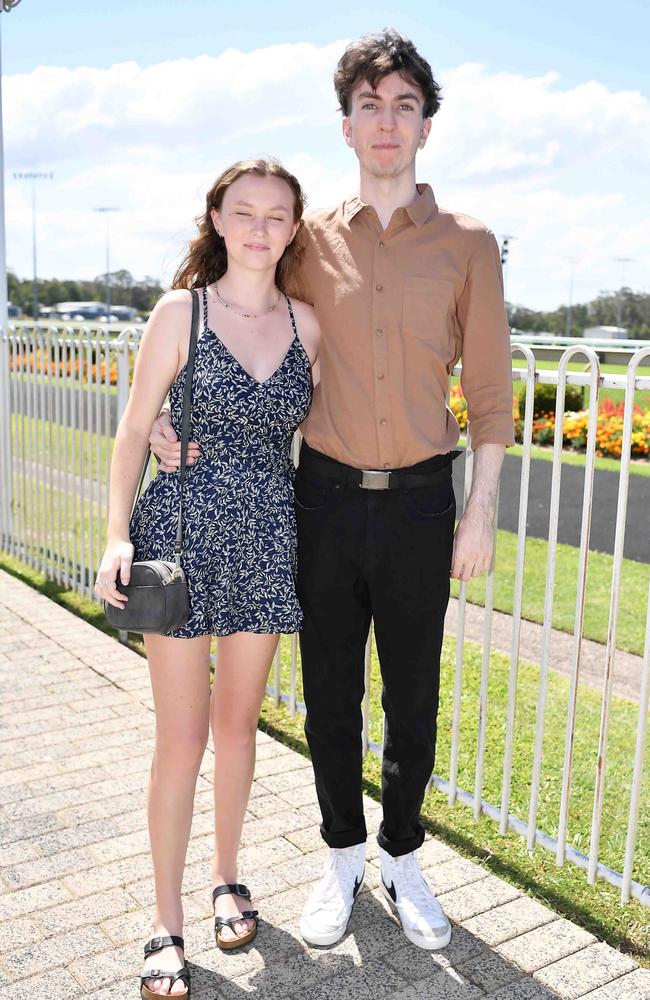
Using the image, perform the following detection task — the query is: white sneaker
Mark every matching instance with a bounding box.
[379,846,452,949]
[299,844,366,946]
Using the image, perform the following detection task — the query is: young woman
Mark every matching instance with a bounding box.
[94,159,319,998]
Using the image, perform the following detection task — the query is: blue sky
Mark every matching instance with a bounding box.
[3,0,649,309]
[5,0,649,93]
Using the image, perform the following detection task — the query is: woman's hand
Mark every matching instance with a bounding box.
[94,538,135,608]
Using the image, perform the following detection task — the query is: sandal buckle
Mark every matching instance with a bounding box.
[149,936,162,951]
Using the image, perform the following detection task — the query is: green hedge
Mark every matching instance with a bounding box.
[519,382,584,419]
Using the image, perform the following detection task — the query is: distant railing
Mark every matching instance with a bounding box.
[1,321,649,907]
[510,332,650,365]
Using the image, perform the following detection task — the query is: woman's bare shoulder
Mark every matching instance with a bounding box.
[150,288,193,321]
[288,297,320,363]
[143,289,194,343]
[289,297,320,339]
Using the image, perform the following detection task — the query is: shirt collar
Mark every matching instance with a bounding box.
[342,183,438,228]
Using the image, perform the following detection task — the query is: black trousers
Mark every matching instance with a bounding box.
[295,443,457,858]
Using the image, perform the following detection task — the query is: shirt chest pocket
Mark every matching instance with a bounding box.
[402,277,454,360]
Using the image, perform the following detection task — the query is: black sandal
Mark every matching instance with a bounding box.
[140,935,190,999]
[212,883,259,950]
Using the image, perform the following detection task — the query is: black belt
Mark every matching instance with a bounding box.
[299,448,459,491]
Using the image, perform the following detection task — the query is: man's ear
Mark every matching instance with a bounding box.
[342,116,353,147]
[419,117,432,149]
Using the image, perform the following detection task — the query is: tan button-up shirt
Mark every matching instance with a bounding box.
[291,184,514,470]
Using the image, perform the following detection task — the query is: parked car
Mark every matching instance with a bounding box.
[43,302,140,323]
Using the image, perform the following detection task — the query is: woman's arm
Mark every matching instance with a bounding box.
[96,290,191,606]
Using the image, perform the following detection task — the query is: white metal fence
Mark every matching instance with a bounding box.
[1,322,649,907]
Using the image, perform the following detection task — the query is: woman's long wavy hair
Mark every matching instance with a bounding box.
[172,158,306,293]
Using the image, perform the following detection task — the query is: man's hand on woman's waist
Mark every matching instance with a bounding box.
[149,409,202,473]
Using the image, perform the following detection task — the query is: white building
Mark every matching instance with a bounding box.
[583,325,628,340]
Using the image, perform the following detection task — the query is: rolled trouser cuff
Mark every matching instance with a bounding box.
[376,819,425,858]
[319,824,368,850]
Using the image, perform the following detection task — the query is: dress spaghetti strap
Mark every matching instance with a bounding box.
[201,286,209,334]
[285,295,298,338]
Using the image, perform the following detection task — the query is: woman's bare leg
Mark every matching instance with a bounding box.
[142,633,212,996]
[210,632,278,942]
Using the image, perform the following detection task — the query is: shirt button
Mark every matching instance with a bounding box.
[376,328,383,336]
[378,241,385,248]
[376,283,383,292]
[379,418,387,425]
[377,372,385,380]
[383,463,390,469]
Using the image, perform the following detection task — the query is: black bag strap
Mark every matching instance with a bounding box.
[132,289,200,570]
[174,288,200,566]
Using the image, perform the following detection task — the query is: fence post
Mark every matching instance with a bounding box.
[0,328,12,547]
[0,16,13,549]
[589,345,650,883]
[114,330,131,643]
[115,330,131,422]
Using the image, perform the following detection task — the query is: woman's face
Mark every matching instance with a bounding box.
[212,173,299,274]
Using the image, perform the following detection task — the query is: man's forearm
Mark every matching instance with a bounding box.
[464,443,506,520]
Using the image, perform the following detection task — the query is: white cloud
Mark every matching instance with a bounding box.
[426,64,650,180]
[5,41,343,160]
[5,42,650,310]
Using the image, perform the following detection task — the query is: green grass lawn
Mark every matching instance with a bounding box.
[10,412,114,485]
[451,530,650,657]
[506,441,650,478]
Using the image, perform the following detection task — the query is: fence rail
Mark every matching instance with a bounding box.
[1,322,649,907]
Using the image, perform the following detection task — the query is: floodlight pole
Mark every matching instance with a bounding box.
[94,207,119,321]
[13,171,53,317]
[564,256,581,338]
[0,0,24,544]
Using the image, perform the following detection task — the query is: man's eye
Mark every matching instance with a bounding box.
[234,211,250,216]
[269,217,284,222]
[398,104,414,111]
[362,103,377,110]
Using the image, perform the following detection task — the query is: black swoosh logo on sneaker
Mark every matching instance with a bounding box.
[353,875,362,897]
[382,873,397,903]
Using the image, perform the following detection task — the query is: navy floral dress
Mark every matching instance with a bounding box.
[129,287,313,637]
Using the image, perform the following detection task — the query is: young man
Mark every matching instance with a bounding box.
[150,30,514,951]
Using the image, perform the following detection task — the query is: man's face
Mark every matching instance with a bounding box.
[342,70,431,180]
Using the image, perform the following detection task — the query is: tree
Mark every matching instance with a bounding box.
[6,269,165,317]
[508,291,650,340]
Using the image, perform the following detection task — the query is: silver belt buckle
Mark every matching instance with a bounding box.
[361,469,391,490]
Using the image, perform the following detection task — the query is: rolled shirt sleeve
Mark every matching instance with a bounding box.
[457,229,515,449]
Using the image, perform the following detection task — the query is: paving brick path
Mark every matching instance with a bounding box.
[0,568,647,1000]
